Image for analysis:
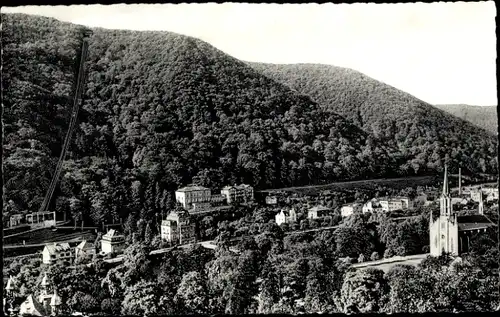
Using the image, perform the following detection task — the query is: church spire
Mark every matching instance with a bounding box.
[442,165,449,196]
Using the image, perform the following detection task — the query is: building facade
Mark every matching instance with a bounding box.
[175,185,212,210]
[308,206,332,219]
[42,243,73,265]
[101,229,125,255]
[161,209,196,245]
[362,200,384,214]
[429,166,495,257]
[341,203,362,217]
[275,208,297,225]
[221,184,254,204]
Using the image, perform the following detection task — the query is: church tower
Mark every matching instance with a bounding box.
[430,165,459,256]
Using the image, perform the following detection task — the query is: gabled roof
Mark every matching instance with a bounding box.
[278,208,296,217]
[457,214,496,231]
[44,242,71,255]
[76,240,92,250]
[21,295,46,316]
[50,291,62,306]
[6,276,17,291]
[103,229,124,239]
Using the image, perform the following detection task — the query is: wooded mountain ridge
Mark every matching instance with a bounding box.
[2,13,497,226]
[434,104,497,134]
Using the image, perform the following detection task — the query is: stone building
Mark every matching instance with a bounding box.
[429,166,496,257]
[161,208,196,245]
[175,185,212,210]
[220,184,254,204]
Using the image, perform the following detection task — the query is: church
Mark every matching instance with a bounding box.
[429,166,496,257]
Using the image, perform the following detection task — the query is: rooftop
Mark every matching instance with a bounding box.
[76,240,92,250]
[44,242,71,255]
[176,185,210,192]
[457,214,496,231]
[103,229,124,239]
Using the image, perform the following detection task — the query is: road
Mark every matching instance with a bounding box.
[351,253,429,272]
[257,176,435,193]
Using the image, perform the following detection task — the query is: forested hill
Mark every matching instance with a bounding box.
[249,62,498,175]
[434,104,497,135]
[3,13,391,222]
[2,14,497,226]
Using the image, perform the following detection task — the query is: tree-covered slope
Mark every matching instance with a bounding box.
[248,63,498,176]
[3,14,392,223]
[434,104,497,135]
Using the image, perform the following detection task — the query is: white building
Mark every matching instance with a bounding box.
[378,197,413,212]
[101,229,125,255]
[221,184,254,204]
[42,243,73,265]
[175,185,212,209]
[275,208,297,225]
[362,200,383,214]
[74,240,95,262]
[341,203,362,217]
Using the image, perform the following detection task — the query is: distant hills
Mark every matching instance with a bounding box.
[248,63,497,175]
[2,13,498,222]
[434,104,497,134]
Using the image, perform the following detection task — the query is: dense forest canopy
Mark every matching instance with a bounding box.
[2,13,497,227]
[248,63,498,175]
[434,104,497,135]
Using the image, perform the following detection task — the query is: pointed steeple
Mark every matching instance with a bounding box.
[442,165,449,196]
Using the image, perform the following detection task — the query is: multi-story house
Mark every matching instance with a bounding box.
[101,229,125,255]
[42,243,73,265]
[161,209,196,245]
[275,208,297,225]
[308,206,332,219]
[175,185,212,210]
[221,184,254,204]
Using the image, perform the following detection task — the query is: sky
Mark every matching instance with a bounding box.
[2,2,497,106]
